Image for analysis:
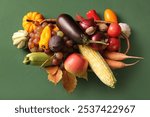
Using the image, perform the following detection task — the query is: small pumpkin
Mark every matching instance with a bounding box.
[22,12,44,33]
[12,30,29,49]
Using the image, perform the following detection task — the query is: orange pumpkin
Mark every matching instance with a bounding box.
[22,12,44,33]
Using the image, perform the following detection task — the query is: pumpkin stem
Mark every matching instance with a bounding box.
[26,19,34,22]
[26,20,39,26]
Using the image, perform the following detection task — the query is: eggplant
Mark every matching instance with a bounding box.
[57,14,107,45]
[57,14,89,44]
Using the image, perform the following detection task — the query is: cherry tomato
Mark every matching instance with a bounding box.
[107,23,121,37]
[107,37,120,51]
[104,9,118,23]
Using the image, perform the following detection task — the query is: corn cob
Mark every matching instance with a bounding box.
[79,45,116,88]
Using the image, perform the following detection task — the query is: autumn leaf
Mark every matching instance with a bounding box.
[45,66,59,75]
[62,71,77,93]
[47,67,63,85]
[76,71,88,80]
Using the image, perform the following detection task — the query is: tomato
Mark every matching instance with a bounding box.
[107,23,121,37]
[107,38,120,51]
[104,9,118,23]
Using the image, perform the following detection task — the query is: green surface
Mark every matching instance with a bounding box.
[0,0,149,99]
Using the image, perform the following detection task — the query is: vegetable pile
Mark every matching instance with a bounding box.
[12,9,143,92]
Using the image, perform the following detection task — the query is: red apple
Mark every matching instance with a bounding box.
[64,53,88,76]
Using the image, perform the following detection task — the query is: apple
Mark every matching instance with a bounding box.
[64,53,88,76]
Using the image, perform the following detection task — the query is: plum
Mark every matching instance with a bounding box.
[49,35,64,52]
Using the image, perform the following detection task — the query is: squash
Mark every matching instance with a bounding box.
[22,12,44,33]
[12,30,29,49]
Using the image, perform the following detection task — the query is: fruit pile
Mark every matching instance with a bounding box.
[12,9,143,92]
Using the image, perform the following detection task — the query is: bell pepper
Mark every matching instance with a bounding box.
[86,10,101,20]
[39,25,51,50]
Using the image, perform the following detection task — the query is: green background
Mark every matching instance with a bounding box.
[0,0,149,99]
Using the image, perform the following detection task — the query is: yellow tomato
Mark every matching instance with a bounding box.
[104,9,118,23]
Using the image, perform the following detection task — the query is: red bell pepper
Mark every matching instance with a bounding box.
[86,10,101,20]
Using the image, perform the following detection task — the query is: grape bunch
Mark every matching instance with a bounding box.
[28,22,54,53]
[28,24,45,52]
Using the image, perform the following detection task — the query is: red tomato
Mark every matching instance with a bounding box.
[107,23,121,37]
[107,38,120,51]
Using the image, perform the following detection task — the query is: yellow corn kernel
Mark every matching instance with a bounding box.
[79,45,116,88]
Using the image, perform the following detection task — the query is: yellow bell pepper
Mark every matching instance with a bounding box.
[39,25,51,50]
